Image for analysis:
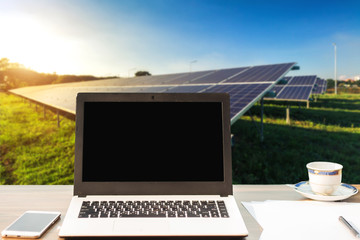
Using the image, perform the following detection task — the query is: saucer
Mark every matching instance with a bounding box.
[290,181,358,201]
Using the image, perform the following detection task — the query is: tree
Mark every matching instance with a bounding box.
[135,71,151,77]
[0,58,118,90]
[326,79,335,89]
[0,58,10,71]
[0,58,12,89]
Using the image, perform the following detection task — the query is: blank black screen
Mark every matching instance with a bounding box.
[82,101,224,182]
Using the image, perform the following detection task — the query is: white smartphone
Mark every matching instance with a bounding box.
[1,211,61,238]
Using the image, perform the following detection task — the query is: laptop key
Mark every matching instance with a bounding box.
[177,211,186,217]
[168,211,176,217]
[192,201,200,205]
[201,212,210,218]
[100,212,109,218]
[217,201,229,218]
[110,212,118,218]
[187,211,200,217]
[210,210,219,217]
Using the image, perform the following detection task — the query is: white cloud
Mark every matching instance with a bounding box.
[338,75,360,81]
[338,75,348,80]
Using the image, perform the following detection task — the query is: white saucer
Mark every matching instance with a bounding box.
[289,181,358,201]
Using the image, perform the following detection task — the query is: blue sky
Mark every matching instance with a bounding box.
[0,0,359,79]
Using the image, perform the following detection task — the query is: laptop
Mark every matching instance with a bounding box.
[59,92,248,238]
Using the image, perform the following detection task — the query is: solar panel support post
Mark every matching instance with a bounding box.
[260,97,264,142]
[333,43,337,95]
[306,100,310,109]
[57,110,61,128]
[286,104,291,125]
[248,109,262,142]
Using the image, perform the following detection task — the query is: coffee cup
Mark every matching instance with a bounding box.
[306,161,343,195]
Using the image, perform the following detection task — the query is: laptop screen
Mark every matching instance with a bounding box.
[74,93,233,196]
[82,101,224,182]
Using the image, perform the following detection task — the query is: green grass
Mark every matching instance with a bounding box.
[232,93,360,184]
[0,92,75,184]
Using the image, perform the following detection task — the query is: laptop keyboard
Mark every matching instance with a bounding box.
[79,200,229,218]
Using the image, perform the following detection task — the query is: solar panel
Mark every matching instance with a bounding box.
[224,63,296,83]
[312,78,323,94]
[203,83,272,120]
[283,76,291,82]
[265,75,317,102]
[312,78,327,94]
[321,79,326,93]
[190,67,249,84]
[271,85,285,93]
[136,73,186,85]
[84,76,155,87]
[287,75,317,86]
[113,73,188,86]
[164,85,211,93]
[10,62,297,124]
[164,70,215,84]
[276,86,313,100]
[322,79,327,93]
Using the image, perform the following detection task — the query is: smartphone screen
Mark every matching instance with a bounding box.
[2,211,61,238]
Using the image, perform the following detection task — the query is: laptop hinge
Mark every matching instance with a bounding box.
[220,194,228,197]
[78,195,87,198]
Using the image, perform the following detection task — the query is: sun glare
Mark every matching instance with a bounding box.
[0,15,78,74]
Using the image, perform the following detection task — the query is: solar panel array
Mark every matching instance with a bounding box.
[10,62,296,124]
[312,78,327,94]
[266,75,317,101]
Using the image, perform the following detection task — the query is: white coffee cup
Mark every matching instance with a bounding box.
[306,161,343,195]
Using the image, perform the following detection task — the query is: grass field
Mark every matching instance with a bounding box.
[231,93,360,184]
[0,92,75,184]
[0,92,359,184]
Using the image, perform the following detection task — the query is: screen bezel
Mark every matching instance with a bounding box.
[74,92,232,196]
